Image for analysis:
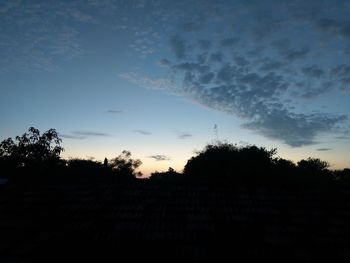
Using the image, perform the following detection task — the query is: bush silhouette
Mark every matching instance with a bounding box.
[183,142,276,183]
[0,127,64,177]
[150,167,182,181]
[109,150,142,179]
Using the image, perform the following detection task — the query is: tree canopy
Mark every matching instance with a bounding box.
[0,127,63,171]
[183,142,277,182]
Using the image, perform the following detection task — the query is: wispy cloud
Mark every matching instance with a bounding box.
[60,134,86,140]
[178,133,193,139]
[148,155,171,161]
[73,131,111,137]
[107,110,123,114]
[134,130,151,135]
[317,148,332,151]
[61,131,111,140]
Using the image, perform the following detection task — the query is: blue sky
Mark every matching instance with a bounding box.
[1,0,350,175]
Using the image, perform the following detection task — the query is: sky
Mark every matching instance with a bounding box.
[1,0,350,176]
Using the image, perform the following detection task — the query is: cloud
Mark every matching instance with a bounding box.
[0,2,84,72]
[9,0,345,147]
[234,56,249,67]
[158,58,171,66]
[210,52,223,63]
[107,110,123,114]
[73,131,111,137]
[118,1,350,148]
[335,136,350,140]
[134,130,151,135]
[220,38,239,47]
[178,133,193,139]
[298,81,333,99]
[331,64,350,78]
[302,66,324,78]
[284,48,310,62]
[259,59,284,72]
[243,111,347,147]
[119,73,177,91]
[198,39,211,50]
[148,155,171,161]
[61,130,113,142]
[199,72,215,84]
[317,148,332,151]
[60,134,86,140]
[170,35,187,59]
[181,21,202,32]
[316,18,350,39]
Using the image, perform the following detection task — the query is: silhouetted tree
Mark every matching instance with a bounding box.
[150,167,182,181]
[0,127,63,175]
[103,157,108,169]
[109,150,142,178]
[335,168,350,184]
[184,142,276,183]
[296,157,332,185]
[67,158,103,177]
[297,157,329,174]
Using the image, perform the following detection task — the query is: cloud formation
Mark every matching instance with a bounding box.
[73,131,111,137]
[178,133,193,139]
[3,1,349,147]
[60,134,86,140]
[148,155,171,161]
[61,131,111,140]
[124,0,349,147]
[107,110,123,114]
[134,130,151,135]
[317,148,332,151]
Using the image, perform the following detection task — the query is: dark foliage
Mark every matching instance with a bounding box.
[183,143,277,183]
[0,128,349,188]
[0,128,142,182]
[0,127,64,178]
[150,167,182,181]
[108,150,142,178]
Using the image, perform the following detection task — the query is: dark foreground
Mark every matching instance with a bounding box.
[1,179,350,262]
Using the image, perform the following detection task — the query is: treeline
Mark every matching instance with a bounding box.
[0,127,141,183]
[0,127,349,186]
[181,142,350,187]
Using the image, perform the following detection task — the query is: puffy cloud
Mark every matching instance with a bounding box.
[220,38,239,47]
[331,64,350,77]
[170,35,187,59]
[158,58,171,66]
[197,39,211,50]
[0,1,85,72]
[302,66,324,78]
[243,111,347,147]
[298,81,333,99]
[284,48,310,62]
[210,52,223,63]
[119,73,177,92]
[199,72,215,84]
[316,18,350,39]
